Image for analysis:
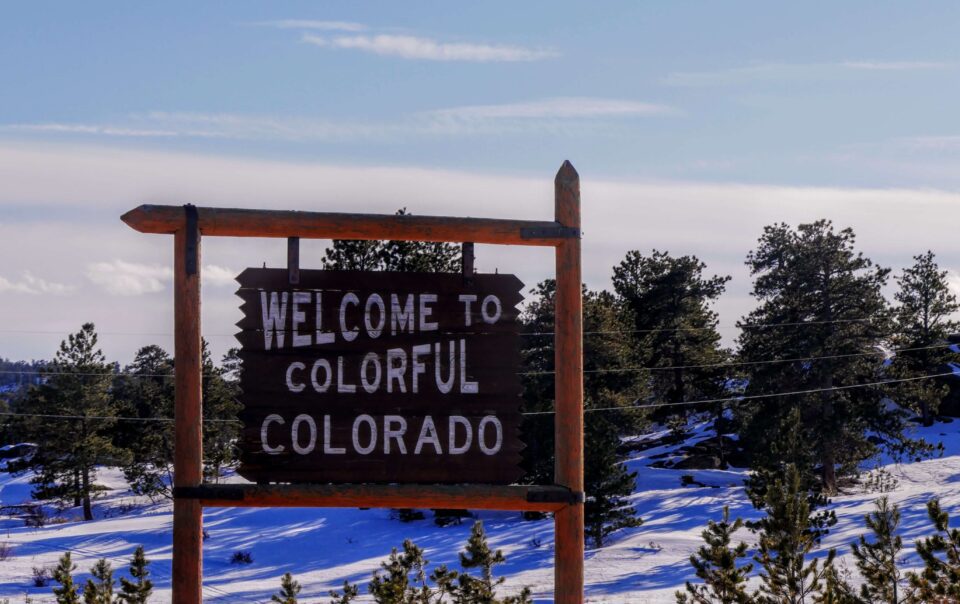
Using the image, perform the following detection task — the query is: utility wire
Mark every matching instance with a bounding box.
[2,342,954,379]
[521,371,957,416]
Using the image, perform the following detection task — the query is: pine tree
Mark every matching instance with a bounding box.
[736,221,897,495]
[118,545,153,604]
[457,521,508,602]
[201,342,242,482]
[813,564,862,604]
[676,506,753,604]
[369,540,431,604]
[10,324,120,520]
[52,552,80,604]
[612,251,730,437]
[271,572,301,604]
[584,411,642,548]
[755,464,835,604]
[889,251,960,426]
[113,345,175,499]
[81,559,114,604]
[851,496,902,603]
[906,498,960,602]
[329,581,359,604]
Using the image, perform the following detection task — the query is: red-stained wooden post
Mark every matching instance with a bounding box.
[553,161,584,604]
[173,206,203,604]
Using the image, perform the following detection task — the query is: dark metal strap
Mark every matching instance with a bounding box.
[526,487,585,505]
[173,485,244,501]
[520,226,581,239]
[183,204,199,275]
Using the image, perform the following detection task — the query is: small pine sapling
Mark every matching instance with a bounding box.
[851,497,902,603]
[676,506,753,604]
[52,552,80,604]
[813,564,862,604]
[82,558,114,604]
[328,580,359,604]
[458,521,532,604]
[369,540,430,603]
[271,572,301,604]
[118,546,153,604]
[906,498,960,602]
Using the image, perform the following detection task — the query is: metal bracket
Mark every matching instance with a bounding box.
[520,226,581,240]
[288,236,300,285]
[183,204,199,276]
[461,242,475,285]
[173,485,245,501]
[526,487,585,505]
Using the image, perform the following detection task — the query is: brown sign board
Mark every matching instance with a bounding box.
[235,268,525,484]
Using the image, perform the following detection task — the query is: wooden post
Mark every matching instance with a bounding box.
[553,160,584,604]
[173,206,203,604]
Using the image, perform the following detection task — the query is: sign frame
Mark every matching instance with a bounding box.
[121,160,585,604]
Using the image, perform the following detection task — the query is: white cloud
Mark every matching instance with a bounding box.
[841,60,951,71]
[947,271,960,299]
[0,271,74,295]
[302,33,558,62]
[255,19,366,32]
[203,264,238,287]
[85,260,173,296]
[665,60,954,86]
[427,97,678,120]
[1,123,180,137]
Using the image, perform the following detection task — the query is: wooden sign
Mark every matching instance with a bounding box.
[234,268,525,484]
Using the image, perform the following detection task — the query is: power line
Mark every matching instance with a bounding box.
[521,371,957,416]
[0,411,238,423]
[2,342,953,379]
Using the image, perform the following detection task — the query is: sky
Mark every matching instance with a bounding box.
[3,1,960,363]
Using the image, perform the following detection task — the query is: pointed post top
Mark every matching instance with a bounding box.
[554,160,580,228]
[555,160,579,186]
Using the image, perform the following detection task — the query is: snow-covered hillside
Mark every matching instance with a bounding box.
[1,420,958,603]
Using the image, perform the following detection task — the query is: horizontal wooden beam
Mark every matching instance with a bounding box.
[121,204,577,247]
[174,483,580,512]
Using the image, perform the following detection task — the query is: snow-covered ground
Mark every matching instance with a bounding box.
[0,420,958,603]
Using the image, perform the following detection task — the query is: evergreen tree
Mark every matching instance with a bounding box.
[906,498,960,602]
[676,506,753,604]
[851,496,903,604]
[612,251,732,458]
[755,464,835,604]
[52,552,80,604]
[11,324,120,520]
[889,251,960,426]
[736,221,897,495]
[201,342,242,482]
[813,565,862,604]
[81,559,114,604]
[321,208,461,273]
[118,545,153,604]
[368,540,431,604]
[519,282,644,541]
[113,345,175,499]
[271,572,301,604]
[457,520,534,604]
[329,581,360,604]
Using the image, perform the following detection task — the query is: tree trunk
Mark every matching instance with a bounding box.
[81,466,93,521]
[921,398,932,427]
[821,446,837,496]
[73,467,81,507]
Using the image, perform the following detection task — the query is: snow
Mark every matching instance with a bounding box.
[0,421,959,603]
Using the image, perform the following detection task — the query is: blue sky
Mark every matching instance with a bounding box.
[3,2,960,361]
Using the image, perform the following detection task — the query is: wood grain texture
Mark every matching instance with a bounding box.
[173,226,203,604]
[235,269,526,485]
[553,160,585,604]
[121,204,571,246]
[187,483,574,512]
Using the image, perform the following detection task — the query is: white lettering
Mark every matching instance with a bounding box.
[337,356,357,393]
[365,293,386,339]
[323,415,346,454]
[315,292,335,345]
[435,340,455,394]
[260,291,288,350]
[340,293,360,342]
[411,344,430,393]
[386,348,407,393]
[449,416,473,454]
[285,362,306,393]
[391,294,414,335]
[458,294,477,326]
[291,414,317,455]
[419,294,438,331]
[477,416,503,455]
[459,339,479,394]
[360,352,382,393]
[414,415,442,454]
[260,414,285,455]
[481,295,502,324]
[310,359,332,393]
[352,415,377,455]
[383,415,407,454]
[292,291,311,347]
